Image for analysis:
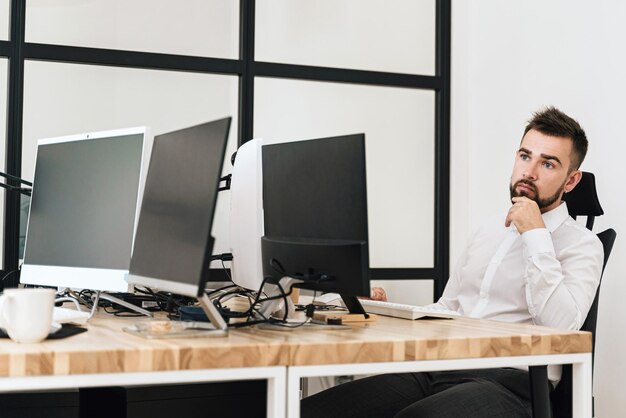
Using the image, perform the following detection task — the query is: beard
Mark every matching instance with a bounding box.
[509,178,566,210]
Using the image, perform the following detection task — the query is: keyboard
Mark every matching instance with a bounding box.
[53,307,90,325]
[359,299,461,320]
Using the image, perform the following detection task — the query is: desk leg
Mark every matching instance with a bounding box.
[285,355,593,418]
[287,368,303,418]
[571,353,592,418]
[268,367,287,418]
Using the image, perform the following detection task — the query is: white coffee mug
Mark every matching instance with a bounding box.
[0,288,55,343]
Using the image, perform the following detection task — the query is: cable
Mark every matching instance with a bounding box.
[209,252,233,262]
[225,275,307,328]
[269,257,334,284]
[221,259,232,281]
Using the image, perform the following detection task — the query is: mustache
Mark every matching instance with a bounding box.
[513,179,538,194]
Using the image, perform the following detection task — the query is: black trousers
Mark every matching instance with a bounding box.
[301,368,533,418]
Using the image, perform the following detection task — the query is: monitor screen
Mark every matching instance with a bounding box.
[261,134,370,297]
[127,117,231,298]
[21,127,147,292]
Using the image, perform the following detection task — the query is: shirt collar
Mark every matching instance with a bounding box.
[541,201,570,233]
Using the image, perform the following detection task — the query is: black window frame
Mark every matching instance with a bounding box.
[1,0,451,300]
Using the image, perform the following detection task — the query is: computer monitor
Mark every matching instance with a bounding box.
[229,138,264,291]
[126,117,231,334]
[20,127,148,292]
[261,134,371,315]
[228,138,290,318]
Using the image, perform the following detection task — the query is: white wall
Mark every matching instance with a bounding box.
[452,1,625,415]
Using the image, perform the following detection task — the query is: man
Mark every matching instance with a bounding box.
[301,107,603,418]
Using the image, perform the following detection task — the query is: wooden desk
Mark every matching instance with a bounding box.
[283,316,592,418]
[0,314,592,418]
[0,314,287,417]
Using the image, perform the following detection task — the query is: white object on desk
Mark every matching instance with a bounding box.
[52,306,90,325]
[358,299,461,320]
[0,288,56,343]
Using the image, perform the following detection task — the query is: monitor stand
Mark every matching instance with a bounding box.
[340,295,370,318]
[197,292,229,335]
[55,290,154,322]
[304,294,374,324]
[93,291,154,317]
[256,278,372,331]
[120,292,228,339]
[100,291,228,336]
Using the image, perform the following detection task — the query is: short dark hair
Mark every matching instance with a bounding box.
[523,106,588,171]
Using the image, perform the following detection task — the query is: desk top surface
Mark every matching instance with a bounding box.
[0,313,591,378]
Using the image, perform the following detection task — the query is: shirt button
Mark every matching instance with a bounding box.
[480,292,487,298]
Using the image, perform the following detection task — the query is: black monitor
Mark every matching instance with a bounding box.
[126,117,231,334]
[261,134,370,315]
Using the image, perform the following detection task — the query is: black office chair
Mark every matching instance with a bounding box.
[529,172,617,418]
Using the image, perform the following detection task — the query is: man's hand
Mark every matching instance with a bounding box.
[505,196,545,234]
[358,287,387,301]
[369,287,387,301]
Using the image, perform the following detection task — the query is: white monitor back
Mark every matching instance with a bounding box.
[229,138,264,291]
[20,126,150,292]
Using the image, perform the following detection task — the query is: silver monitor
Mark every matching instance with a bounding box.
[20,127,149,292]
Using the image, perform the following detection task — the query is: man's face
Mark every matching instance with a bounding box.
[509,129,580,213]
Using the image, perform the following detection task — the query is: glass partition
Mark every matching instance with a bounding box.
[255,77,435,268]
[25,0,239,58]
[0,0,9,40]
[22,61,239,266]
[256,0,436,75]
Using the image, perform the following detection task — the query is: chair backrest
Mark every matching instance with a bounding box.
[581,229,616,347]
[551,228,615,418]
[551,171,616,418]
[563,172,615,349]
[562,171,604,229]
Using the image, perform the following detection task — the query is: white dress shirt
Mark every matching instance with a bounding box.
[431,202,603,382]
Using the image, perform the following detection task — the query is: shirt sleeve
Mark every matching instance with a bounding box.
[521,227,603,330]
[427,266,462,311]
[426,229,476,312]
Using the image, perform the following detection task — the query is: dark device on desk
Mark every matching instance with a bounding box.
[126,117,231,335]
[261,134,370,315]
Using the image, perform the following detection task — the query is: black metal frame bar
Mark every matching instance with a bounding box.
[253,62,441,90]
[24,43,243,75]
[238,0,255,143]
[433,0,452,298]
[371,268,437,281]
[2,0,452,300]
[3,0,25,288]
[0,40,11,57]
